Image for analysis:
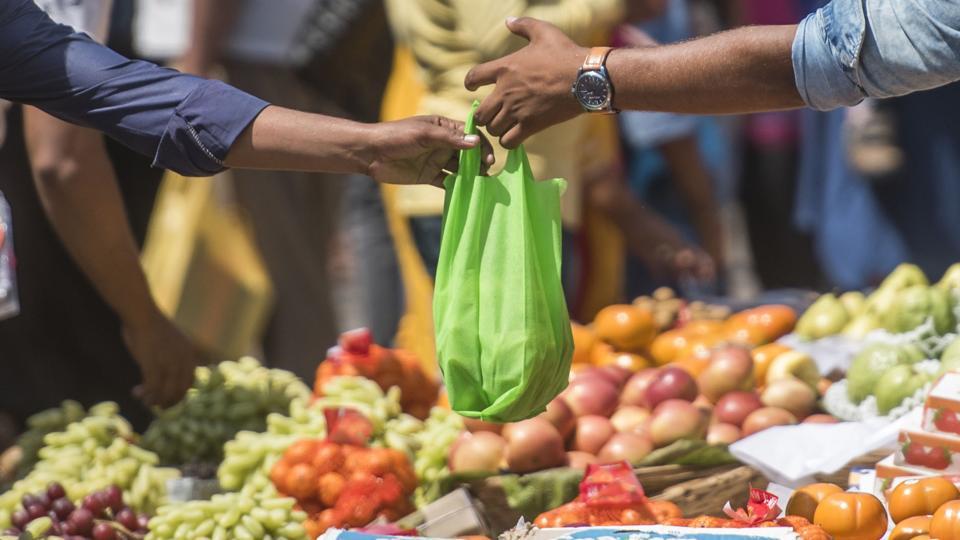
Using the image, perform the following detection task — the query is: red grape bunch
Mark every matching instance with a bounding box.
[3,483,150,540]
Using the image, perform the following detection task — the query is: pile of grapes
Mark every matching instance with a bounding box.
[9,401,89,481]
[142,358,310,466]
[4,483,149,539]
[145,492,307,540]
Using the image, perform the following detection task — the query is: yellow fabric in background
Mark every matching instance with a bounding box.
[380,47,439,376]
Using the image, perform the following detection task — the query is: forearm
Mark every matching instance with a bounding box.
[23,108,160,328]
[224,106,372,175]
[659,136,724,262]
[607,25,802,114]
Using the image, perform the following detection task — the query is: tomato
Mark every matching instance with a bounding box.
[787,483,844,521]
[284,439,320,465]
[285,462,320,501]
[312,442,345,475]
[935,409,960,436]
[813,492,888,540]
[932,500,960,540]
[903,442,952,470]
[889,477,960,523]
[269,459,292,494]
[890,515,932,540]
[317,472,346,507]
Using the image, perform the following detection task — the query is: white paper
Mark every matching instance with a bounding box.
[729,408,922,487]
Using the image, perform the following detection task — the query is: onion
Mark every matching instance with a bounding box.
[713,391,763,428]
[742,407,797,437]
[539,398,576,438]
[648,399,707,447]
[620,369,658,407]
[610,406,651,433]
[449,432,507,473]
[566,451,598,470]
[564,377,619,417]
[573,415,615,455]
[504,418,567,473]
[462,417,504,434]
[598,433,653,465]
[706,423,741,445]
[697,346,754,403]
[761,378,817,418]
[644,367,698,409]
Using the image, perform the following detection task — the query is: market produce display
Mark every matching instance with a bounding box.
[314,328,439,419]
[796,263,960,341]
[0,403,178,531]
[142,358,310,465]
[3,401,88,483]
[146,491,307,540]
[269,439,415,537]
[3,483,152,539]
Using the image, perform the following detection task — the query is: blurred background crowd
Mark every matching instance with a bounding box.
[2,0,959,445]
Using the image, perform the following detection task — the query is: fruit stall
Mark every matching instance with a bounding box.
[4,263,960,540]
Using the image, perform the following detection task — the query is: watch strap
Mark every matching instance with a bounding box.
[583,46,613,71]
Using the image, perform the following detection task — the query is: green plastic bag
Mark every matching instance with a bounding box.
[433,101,573,422]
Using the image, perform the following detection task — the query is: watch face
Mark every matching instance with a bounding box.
[575,71,611,110]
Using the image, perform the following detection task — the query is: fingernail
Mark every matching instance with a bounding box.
[486,155,495,165]
[506,16,517,24]
[463,134,480,145]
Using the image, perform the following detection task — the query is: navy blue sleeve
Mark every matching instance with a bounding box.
[0,0,269,176]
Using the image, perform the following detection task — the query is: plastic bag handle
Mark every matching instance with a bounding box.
[456,100,482,181]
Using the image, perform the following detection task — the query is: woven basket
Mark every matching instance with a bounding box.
[466,464,757,534]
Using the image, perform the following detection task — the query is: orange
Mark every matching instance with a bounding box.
[677,333,723,361]
[650,329,691,366]
[571,323,598,365]
[593,304,656,352]
[597,351,650,372]
[683,320,724,335]
[752,343,791,386]
[590,342,616,366]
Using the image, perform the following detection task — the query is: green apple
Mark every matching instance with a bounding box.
[796,294,850,340]
[846,343,912,403]
[874,364,931,415]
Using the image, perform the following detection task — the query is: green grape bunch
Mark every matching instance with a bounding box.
[146,491,308,540]
[142,358,310,466]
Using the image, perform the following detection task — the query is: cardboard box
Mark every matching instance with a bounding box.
[896,430,960,474]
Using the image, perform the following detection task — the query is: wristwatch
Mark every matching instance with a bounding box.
[571,47,617,113]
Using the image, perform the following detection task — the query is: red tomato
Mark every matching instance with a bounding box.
[903,442,952,470]
[935,409,960,436]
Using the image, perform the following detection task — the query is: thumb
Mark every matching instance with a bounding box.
[423,124,480,150]
[505,16,548,42]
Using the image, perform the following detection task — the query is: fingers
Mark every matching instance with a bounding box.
[464,60,503,91]
[486,106,516,138]
[505,16,549,42]
[477,132,496,170]
[474,94,502,127]
[500,123,528,149]
[421,120,480,150]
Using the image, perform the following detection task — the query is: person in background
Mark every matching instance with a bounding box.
[170,0,391,377]
[0,0,201,430]
[385,0,714,307]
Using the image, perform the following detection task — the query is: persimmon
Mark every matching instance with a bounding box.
[594,305,657,352]
[931,500,960,540]
[890,515,932,540]
[786,483,844,521]
[814,492,888,540]
[889,477,960,523]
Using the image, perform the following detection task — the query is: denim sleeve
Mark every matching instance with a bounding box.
[0,0,268,176]
[793,0,960,111]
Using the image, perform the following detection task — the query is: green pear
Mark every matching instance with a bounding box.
[939,338,960,376]
[796,293,850,340]
[839,291,867,317]
[937,263,960,292]
[880,263,929,291]
[885,285,956,334]
[846,343,918,403]
[874,364,930,415]
[842,313,881,339]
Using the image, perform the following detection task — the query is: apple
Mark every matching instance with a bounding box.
[648,399,707,447]
[761,378,817,418]
[644,367,698,409]
[620,369,658,407]
[713,391,763,428]
[610,406,650,433]
[766,350,820,389]
[698,346,754,402]
[706,423,741,445]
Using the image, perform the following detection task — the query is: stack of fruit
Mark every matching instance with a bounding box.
[3,400,88,483]
[145,492,308,540]
[142,357,310,465]
[314,329,439,419]
[0,403,178,529]
[3,483,150,539]
[449,340,833,476]
[797,263,960,341]
[268,439,416,537]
